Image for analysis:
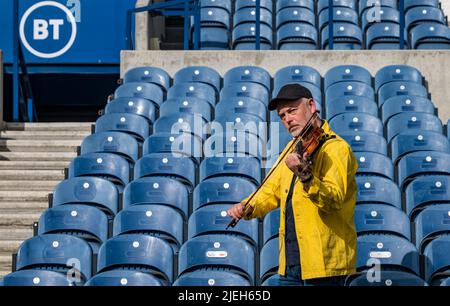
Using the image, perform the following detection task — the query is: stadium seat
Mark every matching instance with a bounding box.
[202,0,232,12]
[356,175,402,208]
[386,112,442,143]
[390,130,450,165]
[105,97,157,123]
[193,176,257,210]
[38,205,109,254]
[354,152,394,180]
[203,131,264,161]
[234,7,273,28]
[80,131,139,164]
[347,271,427,286]
[213,113,266,141]
[263,208,280,245]
[260,237,280,283]
[173,270,251,286]
[178,234,255,284]
[198,7,231,30]
[52,177,119,219]
[68,152,130,191]
[167,82,217,107]
[276,7,316,29]
[95,113,150,142]
[220,83,270,106]
[160,97,213,122]
[423,235,450,285]
[224,66,271,92]
[16,234,93,284]
[366,23,407,49]
[274,65,321,89]
[276,23,319,50]
[381,95,435,125]
[404,0,440,13]
[153,113,208,141]
[276,0,314,12]
[325,97,378,121]
[232,23,273,50]
[188,204,259,246]
[325,81,375,101]
[85,270,163,286]
[261,274,288,286]
[324,65,372,90]
[199,156,262,186]
[97,234,173,285]
[441,277,450,286]
[319,7,359,31]
[361,7,399,32]
[354,204,411,240]
[318,0,357,14]
[357,234,420,275]
[405,7,445,32]
[415,204,450,253]
[134,153,197,192]
[123,67,170,92]
[235,0,273,12]
[1,270,74,286]
[405,175,450,221]
[215,97,267,122]
[397,151,450,191]
[197,27,230,50]
[321,23,363,50]
[328,113,383,135]
[339,131,387,155]
[374,65,423,92]
[359,0,397,15]
[378,81,428,107]
[114,82,164,108]
[122,177,189,221]
[410,23,450,49]
[113,204,184,252]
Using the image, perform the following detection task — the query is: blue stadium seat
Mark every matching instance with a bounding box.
[324,65,372,90]
[357,234,420,275]
[174,66,221,95]
[448,119,450,139]
[105,97,157,123]
[326,97,378,121]
[232,23,273,50]
[411,23,450,49]
[122,177,189,221]
[415,204,450,253]
[366,23,407,49]
[123,67,170,93]
[201,0,232,12]
[397,151,450,192]
[173,270,251,286]
[378,81,428,107]
[354,152,394,180]
[381,95,435,125]
[38,205,108,254]
[220,82,270,106]
[160,97,213,122]
[318,0,357,14]
[167,82,217,107]
[423,235,450,285]
[375,65,423,92]
[113,205,184,252]
[362,7,399,32]
[319,7,359,31]
[235,0,273,12]
[261,274,293,286]
[234,7,273,28]
[215,97,267,122]
[354,204,411,240]
[325,81,375,101]
[328,113,383,135]
[405,175,450,221]
[224,66,271,93]
[386,112,442,143]
[356,175,402,208]
[390,130,450,165]
[193,177,257,210]
[114,82,164,108]
[188,204,259,246]
[178,234,255,284]
[276,23,318,50]
[405,7,445,32]
[197,27,230,50]
[200,156,262,186]
[263,208,280,245]
[266,133,295,169]
[85,270,163,286]
[97,234,173,285]
[134,153,197,192]
[404,0,439,12]
[276,0,315,13]
[260,237,280,283]
[321,23,363,50]
[347,271,427,286]
[81,131,139,164]
[95,113,150,142]
[274,65,321,89]
[52,177,119,219]
[276,7,316,29]
[153,113,207,141]
[198,7,231,29]
[68,153,130,191]
[213,113,266,141]
[441,277,450,286]
[16,234,93,284]
[340,131,387,155]
[143,132,203,164]
[1,270,73,286]
[359,0,397,16]
[203,131,264,160]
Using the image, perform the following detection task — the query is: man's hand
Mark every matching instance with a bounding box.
[227,201,253,220]
[285,152,313,183]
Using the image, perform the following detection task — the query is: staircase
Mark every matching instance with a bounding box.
[160,16,185,50]
[0,122,92,278]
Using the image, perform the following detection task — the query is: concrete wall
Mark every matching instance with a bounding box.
[441,0,450,19]
[0,50,3,131]
[135,0,165,50]
[121,50,450,123]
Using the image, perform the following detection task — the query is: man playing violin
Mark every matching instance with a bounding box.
[227,83,359,286]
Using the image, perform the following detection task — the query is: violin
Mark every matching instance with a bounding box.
[226,111,334,229]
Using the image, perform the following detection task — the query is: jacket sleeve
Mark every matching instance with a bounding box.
[305,140,357,213]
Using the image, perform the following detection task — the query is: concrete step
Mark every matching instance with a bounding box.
[0,228,34,241]
[0,212,41,227]
[0,240,24,254]
[0,151,78,161]
[0,161,69,170]
[0,140,80,152]
[0,170,65,180]
[0,180,59,191]
[0,191,50,202]
[0,130,90,140]
[0,201,48,212]
[0,255,12,277]
[6,122,93,132]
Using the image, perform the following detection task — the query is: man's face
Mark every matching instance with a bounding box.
[277,98,316,137]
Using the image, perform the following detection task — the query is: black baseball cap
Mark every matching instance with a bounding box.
[268,83,313,111]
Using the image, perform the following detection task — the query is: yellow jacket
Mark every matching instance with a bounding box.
[244,120,358,280]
